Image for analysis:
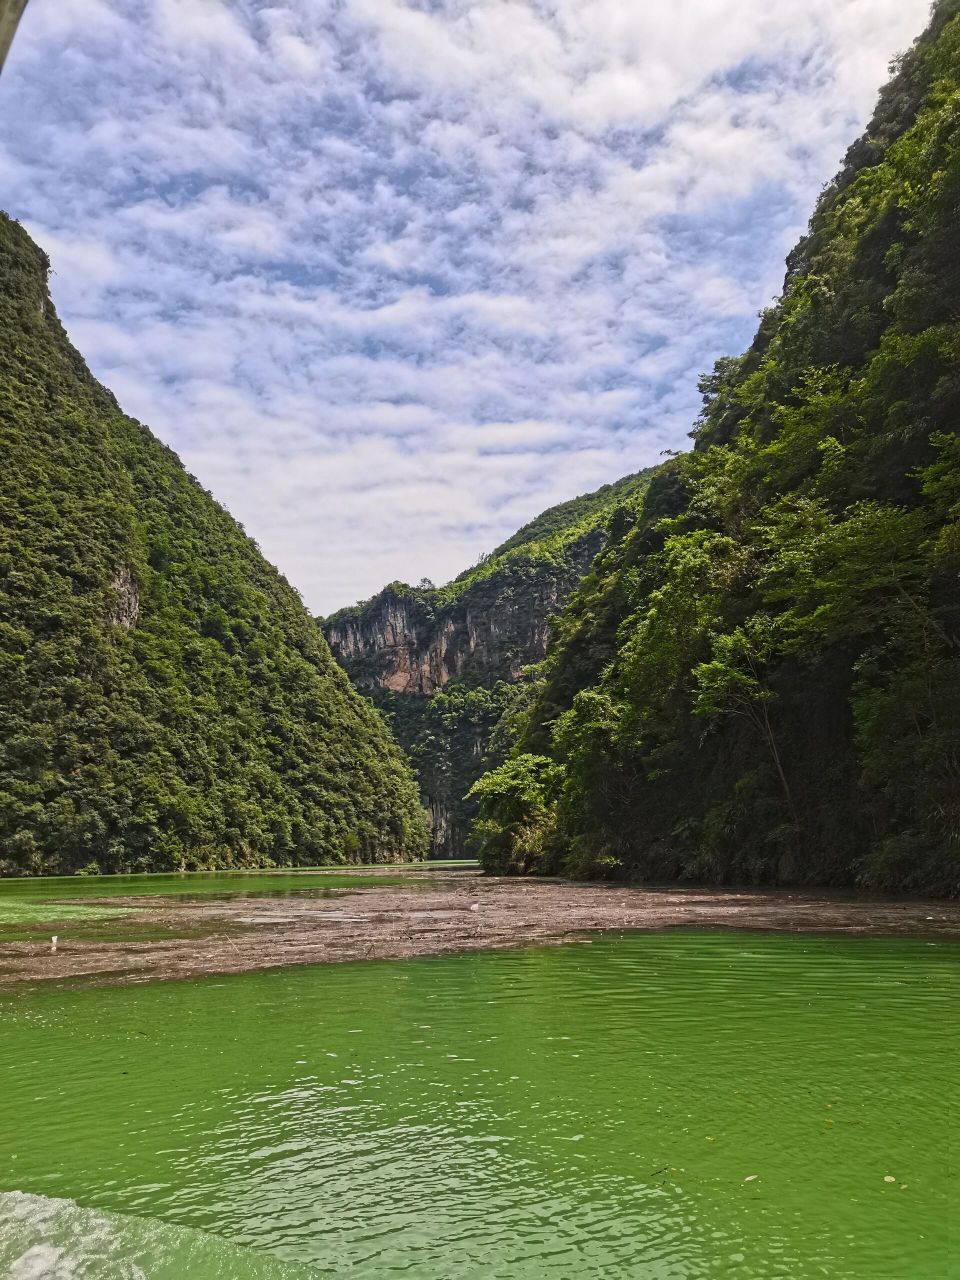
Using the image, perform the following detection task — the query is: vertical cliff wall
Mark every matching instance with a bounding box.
[324,530,603,696]
[322,471,655,854]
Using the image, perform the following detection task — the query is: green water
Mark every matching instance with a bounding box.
[0,898,132,925]
[0,868,426,908]
[0,869,433,942]
[0,931,956,1277]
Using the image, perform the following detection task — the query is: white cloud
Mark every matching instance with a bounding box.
[154,0,256,54]
[0,0,932,612]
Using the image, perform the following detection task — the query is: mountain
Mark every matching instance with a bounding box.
[322,468,656,854]
[0,214,429,875]
[469,0,960,896]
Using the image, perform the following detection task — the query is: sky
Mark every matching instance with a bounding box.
[0,0,932,615]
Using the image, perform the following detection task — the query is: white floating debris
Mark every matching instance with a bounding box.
[744,1175,758,1182]
[884,1175,896,1183]
[469,903,479,912]
[50,936,58,954]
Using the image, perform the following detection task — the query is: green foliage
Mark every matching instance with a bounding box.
[0,215,429,875]
[325,466,658,647]
[468,754,565,875]
[483,471,652,563]
[372,680,519,857]
[323,467,657,854]
[472,2,960,895]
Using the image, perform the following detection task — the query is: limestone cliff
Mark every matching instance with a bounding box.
[324,528,602,695]
[322,469,655,855]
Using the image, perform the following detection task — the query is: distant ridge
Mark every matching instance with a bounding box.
[323,467,657,855]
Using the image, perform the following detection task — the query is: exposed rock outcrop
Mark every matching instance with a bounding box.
[322,471,655,857]
[324,535,599,695]
[108,566,140,630]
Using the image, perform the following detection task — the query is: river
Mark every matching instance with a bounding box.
[1,927,955,1277]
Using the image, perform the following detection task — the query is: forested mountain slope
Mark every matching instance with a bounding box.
[323,468,655,854]
[470,0,960,896]
[0,215,428,875]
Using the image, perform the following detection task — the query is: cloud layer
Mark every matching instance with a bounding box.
[0,0,930,613]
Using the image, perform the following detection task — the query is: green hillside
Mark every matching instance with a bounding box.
[470,1,960,896]
[0,214,429,875]
[326,466,655,639]
[323,468,657,855]
[470,470,653,568]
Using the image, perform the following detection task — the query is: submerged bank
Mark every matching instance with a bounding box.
[0,866,957,989]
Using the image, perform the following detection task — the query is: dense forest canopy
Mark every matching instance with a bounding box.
[470,0,960,896]
[0,214,428,875]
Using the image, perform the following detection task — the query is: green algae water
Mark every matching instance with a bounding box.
[0,931,956,1278]
[0,868,430,942]
[0,868,426,910]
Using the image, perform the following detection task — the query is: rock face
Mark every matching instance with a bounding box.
[322,472,654,855]
[325,534,600,695]
[108,567,140,630]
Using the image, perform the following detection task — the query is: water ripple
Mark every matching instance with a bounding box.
[1,930,956,1278]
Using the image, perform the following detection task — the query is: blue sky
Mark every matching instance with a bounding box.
[1,0,931,614]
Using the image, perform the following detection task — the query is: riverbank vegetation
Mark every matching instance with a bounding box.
[470,1,960,896]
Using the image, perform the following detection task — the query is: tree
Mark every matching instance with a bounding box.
[467,755,565,875]
[693,617,798,834]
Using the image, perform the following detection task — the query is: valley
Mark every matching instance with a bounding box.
[0,5,958,1277]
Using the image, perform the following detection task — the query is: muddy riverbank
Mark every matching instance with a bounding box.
[1,868,958,989]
